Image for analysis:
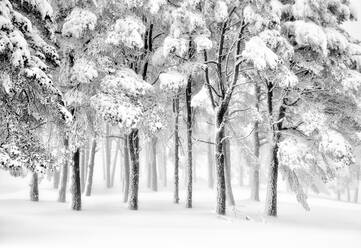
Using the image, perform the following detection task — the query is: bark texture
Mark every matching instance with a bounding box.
[123,135,130,203]
[30,172,39,201]
[224,137,235,206]
[265,84,284,217]
[71,148,82,211]
[85,138,97,196]
[128,129,140,210]
[185,77,193,209]
[215,119,226,215]
[58,138,69,203]
[173,96,180,204]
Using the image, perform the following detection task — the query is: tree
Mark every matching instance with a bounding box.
[0,0,70,202]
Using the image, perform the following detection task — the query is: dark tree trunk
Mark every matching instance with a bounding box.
[58,138,69,203]
[215,119,226,215]
[224,137,235,206]
[30,172,39,201]
[151,137,158,191]
[128,129,140,210]
[265,83,284,217]
[123,135,130,203]
[185,77,193,208]
[85,138,97,196]
[173,96,180,204]
[53,169,60,189]
[71,148,81,211]
[265,141,279,216]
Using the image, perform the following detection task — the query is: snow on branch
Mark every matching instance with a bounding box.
[242,36,281,70]
[106,16,146,49]
[62,8,97,39]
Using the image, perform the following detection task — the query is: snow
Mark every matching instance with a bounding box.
[214,1,228,23]
[147,0,166,14]
[286,20,328,56]
[71,58,98,84]
[325,28,349,52]
[159,71,188,92]
[25,0,54,20]
[194,35,213,53]
[106,16,146,49]
[242,36,280,70]
[0,170,360,248]
[101,68,152,96]
[62,8,97,39]
[162,36,189,57]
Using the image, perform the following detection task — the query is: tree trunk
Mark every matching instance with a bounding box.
[265,142,279,216]
[123,135,130,203]
[347,187,351,202]
[151,137,158,191]
[105,123,111,188]
[85,144,89,181]
[58,138,69,203]
[128,129,140,210]
[173,96,180,204]
[265,84,284,217]
[30,172,39,201]
[185,77,193,208]
[110,140,120,187]
[251,83,261,201]
[146,142,151,188]
[354,167,359,203]
[224,137,235,206]
[251,121,261,201]
[162,146,167,187]
[207,136,214,189]
[215,119,226,215]
[85,138,97,196]
[53,169,60,189]
[80,148,85,192]
[71,148,81,211]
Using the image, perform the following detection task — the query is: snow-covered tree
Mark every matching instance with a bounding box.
[0,0,70,182]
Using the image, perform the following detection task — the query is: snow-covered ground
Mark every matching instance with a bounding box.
[0,171,360,248]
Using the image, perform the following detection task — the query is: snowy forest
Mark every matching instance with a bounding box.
[1,0,361,247]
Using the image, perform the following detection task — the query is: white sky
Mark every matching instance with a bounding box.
[344,0,361,39]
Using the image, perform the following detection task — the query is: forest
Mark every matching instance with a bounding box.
[0,0,361,247]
